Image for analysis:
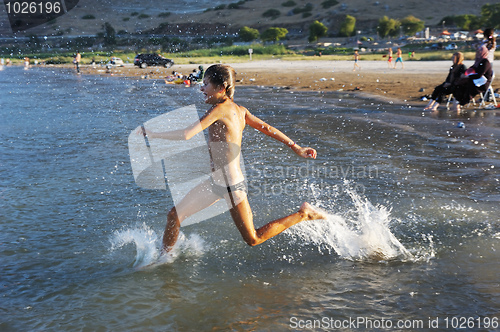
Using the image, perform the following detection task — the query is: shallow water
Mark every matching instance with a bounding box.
[1,66,499,331]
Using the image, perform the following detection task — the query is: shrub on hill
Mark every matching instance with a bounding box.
[263,9,281,19]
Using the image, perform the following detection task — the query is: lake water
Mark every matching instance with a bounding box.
[1,65,499,331]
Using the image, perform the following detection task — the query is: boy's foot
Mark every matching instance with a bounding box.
[368,249,389,261]
[300,202,328,220]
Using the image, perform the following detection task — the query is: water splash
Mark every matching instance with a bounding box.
[289,184,414,262]
[109,223,206,268]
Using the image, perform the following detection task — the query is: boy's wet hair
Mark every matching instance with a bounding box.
[205,64,236,100]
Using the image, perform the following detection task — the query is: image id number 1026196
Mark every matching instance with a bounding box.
[5,1,62,14]
[443,316,498,329]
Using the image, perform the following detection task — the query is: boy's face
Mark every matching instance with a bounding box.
[200,77,224,104]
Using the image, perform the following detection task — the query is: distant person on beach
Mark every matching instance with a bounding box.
[387,48,393,68]
[394,48,404,69]
[451,45,492,112]
[424,52,466,111]
[140,64,325,253]
[74,51,81,73]
[479,28,496,66]
[188,65,204,83]
[353,50,361,71]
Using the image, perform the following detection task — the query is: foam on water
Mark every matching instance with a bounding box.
[109,223,206,268]
[289,184,418,262]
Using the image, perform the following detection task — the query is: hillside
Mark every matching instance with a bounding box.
[1,0,496,37]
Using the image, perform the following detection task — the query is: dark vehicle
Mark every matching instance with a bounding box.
[134,54,174,69]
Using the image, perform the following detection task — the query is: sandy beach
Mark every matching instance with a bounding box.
[79,59,470,105]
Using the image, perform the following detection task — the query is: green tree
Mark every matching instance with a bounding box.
[481,3,500,28]
[281,0,296,7]
[292,3,313,15]
[456,14,482,30]
[261,27,288,42]
[400,15,424,36]
[440,14,481,30]
[377,16,400,38]
[308,20,328,42]
[103,22,116,46]
[439,15,457,27]
[339,15,356,37]
[321,0,339,9]
[239,26,260,42]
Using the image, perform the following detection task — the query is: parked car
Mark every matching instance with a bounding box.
[430,43,443,50]
[109,57,124,66]
[134,54,174,68]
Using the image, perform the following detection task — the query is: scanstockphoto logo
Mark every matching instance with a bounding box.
[246,162,379,197]
[3,0,79,32]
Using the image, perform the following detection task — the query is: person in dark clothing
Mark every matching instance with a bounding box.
[189,65,204,83]
[424,52,467,111]
[452,46,493,111]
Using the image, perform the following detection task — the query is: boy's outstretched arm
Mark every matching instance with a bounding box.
[138,107,222,140]
[139,126,191,140]
[245,109,317,159]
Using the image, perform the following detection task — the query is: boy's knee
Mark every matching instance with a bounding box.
[244,236,261,247]
[246,240,258,247]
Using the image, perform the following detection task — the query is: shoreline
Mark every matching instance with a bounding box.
[35,60,478,106]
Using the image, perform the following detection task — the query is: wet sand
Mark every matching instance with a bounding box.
[79,60,469,105]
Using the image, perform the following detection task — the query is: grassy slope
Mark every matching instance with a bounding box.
[6,0,494,37]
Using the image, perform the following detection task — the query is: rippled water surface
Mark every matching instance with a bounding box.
[1,66,499,331]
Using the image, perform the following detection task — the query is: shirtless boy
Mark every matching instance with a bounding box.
[141,64,326,252]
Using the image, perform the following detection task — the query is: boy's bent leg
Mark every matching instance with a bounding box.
[229,199,326,246]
